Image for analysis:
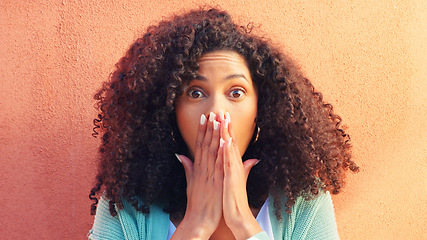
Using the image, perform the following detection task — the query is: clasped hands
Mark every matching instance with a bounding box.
[173,112,262,240]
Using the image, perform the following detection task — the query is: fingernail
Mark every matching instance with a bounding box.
[175,154,182,163]
[213,120,219,130]
[219,111,225,121]
[220,138,225,147]
[228,138,232,146]
[209,112,216,122]
[200,114,206,125]
[254,160,261,166]
[224,119,229,128]
[226,112,231,122]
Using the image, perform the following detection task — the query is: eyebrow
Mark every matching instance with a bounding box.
[195,74,249,83]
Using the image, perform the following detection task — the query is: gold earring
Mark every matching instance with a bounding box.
[171,131,176,143]
[253,126,260,144]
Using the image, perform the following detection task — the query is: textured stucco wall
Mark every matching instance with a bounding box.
[1,0,426,239]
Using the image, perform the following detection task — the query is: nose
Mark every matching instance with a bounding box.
[207,95,226,119]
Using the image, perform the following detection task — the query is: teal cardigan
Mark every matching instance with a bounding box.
[88,191,339,240]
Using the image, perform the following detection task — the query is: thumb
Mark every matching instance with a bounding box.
[242,159,260,179]
[175,154,193,181]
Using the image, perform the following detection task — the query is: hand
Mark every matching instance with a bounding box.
[172,113,224,240]
[220,114,262,240]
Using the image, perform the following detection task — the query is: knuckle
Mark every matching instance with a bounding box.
[195,141,203,149]
[202,138,211,148]
[201,141,210,149]
[206,126,213,133]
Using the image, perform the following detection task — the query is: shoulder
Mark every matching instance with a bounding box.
[88,196,123,240]
[293,190,335,215]
[88,196,170,240]
[270,191,340,240]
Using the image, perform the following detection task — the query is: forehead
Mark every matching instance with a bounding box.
[198,50,247,65]
[196,50,251,77]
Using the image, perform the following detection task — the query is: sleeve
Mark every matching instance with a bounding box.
[88,196,125,240]
[246,231,271,240]
[291,191,339,240]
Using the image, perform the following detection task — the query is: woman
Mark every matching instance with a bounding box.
[88,8,358,240]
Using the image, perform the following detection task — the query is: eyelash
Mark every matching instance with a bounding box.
[228,88,246,99]
[187,88,206,99]
[186,87,246,100]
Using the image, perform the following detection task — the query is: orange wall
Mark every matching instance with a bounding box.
[1,0,425,239]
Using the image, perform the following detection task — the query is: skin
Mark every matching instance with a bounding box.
[173,51,262,240]
[176,50,258,157]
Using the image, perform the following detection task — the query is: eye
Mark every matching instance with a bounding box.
[228,88,246,99]
[187,88,206,99]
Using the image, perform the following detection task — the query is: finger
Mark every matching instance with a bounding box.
[214,139,225,184]
[230,135,242,161]
[176,154,193,182]
[194,114,207,167]
[222,138,237,210]
[221,112,231,141]
[200,112,216,172]
[218,110,225,122]
[208,119,220,176]
[223,138,235,175]
[226,116,244,160]
[242,159,260,180]
[223,138,243,181]
[225,112,236,140]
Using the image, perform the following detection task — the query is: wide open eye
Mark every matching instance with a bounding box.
[228,88,246,100]
[187,88,206,99]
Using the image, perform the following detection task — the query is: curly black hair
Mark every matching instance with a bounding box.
[89,7,359,219]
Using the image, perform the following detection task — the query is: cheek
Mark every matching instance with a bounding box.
[175,104,199,155]
[231,100,258,155]
[235,122,256,153]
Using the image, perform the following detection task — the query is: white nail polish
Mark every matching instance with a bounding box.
[220,138,225,147]
[175,154,182,163]
[224,119,229,128]
[228,138,232,146]
[219,111,225,121]
[213,120,219,130]
[200,114,206,125]
[226,112,231,122]
[209,112,215,122]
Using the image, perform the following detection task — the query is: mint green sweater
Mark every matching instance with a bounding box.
[88,191,339,240]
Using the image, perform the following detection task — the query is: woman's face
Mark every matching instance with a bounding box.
[175,50,258,157]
